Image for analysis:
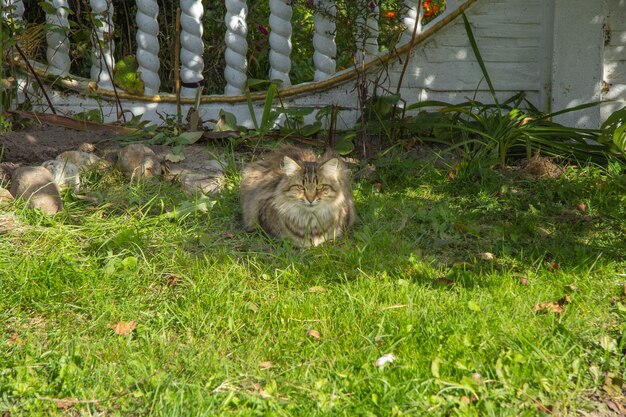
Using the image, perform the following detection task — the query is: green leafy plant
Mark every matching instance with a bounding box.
[401,13,616,166]
[599,106,626,159]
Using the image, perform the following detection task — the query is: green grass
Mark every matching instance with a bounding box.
[1,150,625,416]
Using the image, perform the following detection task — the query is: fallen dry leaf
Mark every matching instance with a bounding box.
[306,329,321,340]
[433,277,454,287]
[576,202,587,212]
[603,373,624,397]
[375,353,396,368]
[605,400,624,414]
[548,261,560,272]
[166,274,181,288]
[478,252,495,261]
[307,286,326,294]
[519,276,529,286]
[7,332,24,346]
[533,294,571,315]
[245,383,272,398]
[520,116,534,126]
[258,361,273,369]
[54,398,79,410]
[109,321,137,335]
[533,302,564,314]
[373,182,383,192]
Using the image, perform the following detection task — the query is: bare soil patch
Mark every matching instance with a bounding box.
[0,123,119,183]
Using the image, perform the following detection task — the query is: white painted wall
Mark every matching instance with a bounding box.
[602,0,626,122]
[382,0,547,110]
[550,0,605,128]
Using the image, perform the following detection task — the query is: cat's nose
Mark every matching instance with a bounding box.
[304,192,316,203]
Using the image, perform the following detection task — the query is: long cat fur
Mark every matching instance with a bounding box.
[240,146,356,247]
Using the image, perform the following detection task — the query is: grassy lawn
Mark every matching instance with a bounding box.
[1,149,625,416]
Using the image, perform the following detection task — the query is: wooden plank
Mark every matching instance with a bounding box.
[424,46,540,63]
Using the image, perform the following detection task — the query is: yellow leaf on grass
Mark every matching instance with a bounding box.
[109,321,137,335]
[532,302,564,314]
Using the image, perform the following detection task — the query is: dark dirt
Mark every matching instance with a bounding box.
[0,123,120,183]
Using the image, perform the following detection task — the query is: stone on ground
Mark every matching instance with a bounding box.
[117,144,161,181]
[162,150,225,195]
[57,150,110,173]
[0,187,13,205]
[42,160,81,193]
[9,166,63,215]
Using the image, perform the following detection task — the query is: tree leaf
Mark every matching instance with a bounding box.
[113,56,144,95]
[306,329,321,340]
[335,135,355,155]
[532,302,564,314]
[165,152,185,163]
[178,131,203,145]
[215,110,239,132]
[109,321,137,335]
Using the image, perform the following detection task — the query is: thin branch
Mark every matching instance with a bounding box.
[13,43,57,115]
[175,7,182,130]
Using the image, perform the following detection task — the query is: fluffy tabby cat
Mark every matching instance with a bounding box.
[240,146,356,247]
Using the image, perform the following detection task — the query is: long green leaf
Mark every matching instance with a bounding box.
[261,84,277,130]
[536,101,604,121]
[406,100,457,110]
[245,91,259,131]
[462,13,498,106]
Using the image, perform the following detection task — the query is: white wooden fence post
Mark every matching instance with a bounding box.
[180,0,204,98]
[45,0,71,76]
[313,0,337,81]
[402,0,423,42]
[90,0,115,89]
[136,0,161,95]
[268,0,292,86]
[356,0,379,63]
[224,0,248,95]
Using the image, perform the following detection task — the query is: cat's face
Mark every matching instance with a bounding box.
[279,156,343,208]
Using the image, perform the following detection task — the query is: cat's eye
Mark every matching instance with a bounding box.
[290,185,305,191]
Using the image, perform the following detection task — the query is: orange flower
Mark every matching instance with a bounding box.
[383,10,398,20]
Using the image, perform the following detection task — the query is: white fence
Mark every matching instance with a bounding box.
[5,0,623,129]
[3,0,463,97]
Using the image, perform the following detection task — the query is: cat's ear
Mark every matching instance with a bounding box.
[319,158,341,179]
[282,156,302,176]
